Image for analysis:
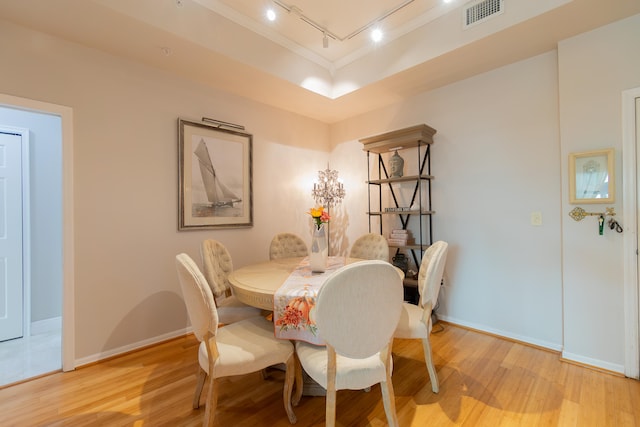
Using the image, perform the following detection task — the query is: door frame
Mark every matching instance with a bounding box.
[0,126,31,339]
[0,93,75,372]
[622,86,640,379]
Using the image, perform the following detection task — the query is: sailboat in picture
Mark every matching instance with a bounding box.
[194,139,242,208]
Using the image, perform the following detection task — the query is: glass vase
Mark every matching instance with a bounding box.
[309,225,328,272]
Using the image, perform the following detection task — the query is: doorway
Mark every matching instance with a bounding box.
[0,94,75,385]
[622,86,640,380]
[0,130,27,344]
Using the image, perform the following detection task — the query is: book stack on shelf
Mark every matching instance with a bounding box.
[387,229,412,247]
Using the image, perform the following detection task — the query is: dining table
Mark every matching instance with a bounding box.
[228,255,404,395]
[229,256,356,343]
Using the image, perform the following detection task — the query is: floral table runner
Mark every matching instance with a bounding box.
[273,256,345,345]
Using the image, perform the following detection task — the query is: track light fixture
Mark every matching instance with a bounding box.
[270,0,416,47]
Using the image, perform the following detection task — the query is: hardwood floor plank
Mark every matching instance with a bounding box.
[1,325,639,426]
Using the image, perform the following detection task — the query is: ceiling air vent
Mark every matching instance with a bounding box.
[464,0,504,28]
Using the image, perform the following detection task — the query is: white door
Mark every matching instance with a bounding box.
[0,132,23,342]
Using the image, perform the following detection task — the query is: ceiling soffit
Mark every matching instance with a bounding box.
[97,0,574,99]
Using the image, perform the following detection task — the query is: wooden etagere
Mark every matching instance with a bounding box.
[360,124,437,301]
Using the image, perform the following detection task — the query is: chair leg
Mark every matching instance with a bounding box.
[292,352,303,406]
[422,337,439,393]
[193,367,207,409]
[380,380,399,427]
[203,374,219,427]
[326,346,337,427]
[283,355,298,424]
[325,387,337,427]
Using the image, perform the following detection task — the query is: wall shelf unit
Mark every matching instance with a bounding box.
[360,124,437,302]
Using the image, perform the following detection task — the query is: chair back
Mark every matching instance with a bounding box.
[200,239,234,298]
[175,253,219,341]
[349,233,389,261]
[418,241,449,309]
[269,233,309,260]
[315,260,403,359]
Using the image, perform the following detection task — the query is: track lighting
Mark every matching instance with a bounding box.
[266,8,276,21]
[269,0,413,47]
[371,28,383,43]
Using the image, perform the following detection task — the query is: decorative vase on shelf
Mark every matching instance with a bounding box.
[309,225,328,273]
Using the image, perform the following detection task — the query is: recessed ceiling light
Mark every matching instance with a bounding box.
[371,28,383,43]
[266,8,276,21]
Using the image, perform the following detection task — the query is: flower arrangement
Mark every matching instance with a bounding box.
[308,206,330,230]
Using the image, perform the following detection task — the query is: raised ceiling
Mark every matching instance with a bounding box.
[197,0,455,65]
[1,0,639,123]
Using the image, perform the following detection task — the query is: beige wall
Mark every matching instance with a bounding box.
[0,20,330,361]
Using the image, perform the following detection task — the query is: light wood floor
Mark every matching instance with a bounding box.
[1,323,639,426]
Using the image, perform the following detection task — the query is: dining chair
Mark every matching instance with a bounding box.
[175,253,299,426]
[200,239,262,325]
[269,232,309,260]
[295,260,403,427]
[349,233,390,261]
[393,240,449,393]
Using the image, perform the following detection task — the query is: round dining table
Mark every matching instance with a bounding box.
[228,256,403,311]
[227,257,306,311]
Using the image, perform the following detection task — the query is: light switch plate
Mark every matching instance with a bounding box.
[531,211,542,226]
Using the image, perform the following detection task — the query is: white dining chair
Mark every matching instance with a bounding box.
[269,232,309,260]
[349,233,389,261]
[394,240,449,393]
[295,260,403,427]
[175,253,299,426]
[200,239,262,325]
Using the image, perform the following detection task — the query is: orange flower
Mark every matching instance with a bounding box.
[308,206,330,229]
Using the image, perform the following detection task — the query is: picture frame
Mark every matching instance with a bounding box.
[569,148,615,204]
[178,118,253,229]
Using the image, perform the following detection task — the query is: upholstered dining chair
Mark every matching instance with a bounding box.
[200,239,262,325]
[175,253,299,426]
[295,260,403,427]
[394,240,449,393]
[349,233,389,261]
[269,232,309,260]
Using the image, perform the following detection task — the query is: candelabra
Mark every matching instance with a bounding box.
[312,166,345,255]
[312,166,345,208]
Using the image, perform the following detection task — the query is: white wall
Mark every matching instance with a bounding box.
[0,19,328,362]
[331,13,640,373]
[558,13,640,371]
[332,51,564,351]
[0,107,62,322]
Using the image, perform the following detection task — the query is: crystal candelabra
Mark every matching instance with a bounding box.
[311,166,345,208]
[311,166,345,256]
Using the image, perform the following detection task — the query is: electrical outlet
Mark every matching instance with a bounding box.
[531,211,542,226]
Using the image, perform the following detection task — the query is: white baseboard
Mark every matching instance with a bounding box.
[74,327,192,368]
[438,315,626,374]
[561,351,624,375]
[437,314,563,351]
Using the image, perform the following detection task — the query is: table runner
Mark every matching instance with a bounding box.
[273,256,345,345]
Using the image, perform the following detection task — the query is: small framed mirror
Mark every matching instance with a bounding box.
[569,148,615,204]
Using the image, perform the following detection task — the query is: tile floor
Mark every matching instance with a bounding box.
[0,320,61,387]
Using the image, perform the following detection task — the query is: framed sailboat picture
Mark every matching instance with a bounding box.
[178,118,253,229]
